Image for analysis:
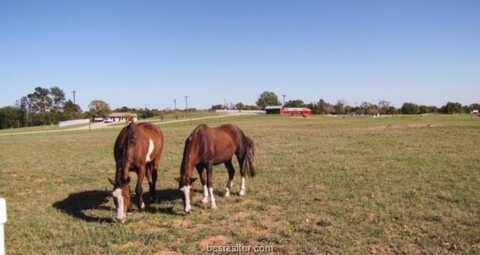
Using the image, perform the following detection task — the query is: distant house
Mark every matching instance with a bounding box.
[281,107,312,118]
[108,112,138,123]
[265,106,282,114]
[265,106,313,117]
[94,112,138,123]
[472,109,479,117]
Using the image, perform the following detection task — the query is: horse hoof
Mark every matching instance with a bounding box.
[239,190,246,196]
[115,218,127,224]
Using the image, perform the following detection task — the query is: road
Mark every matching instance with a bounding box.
[0,112,257,137]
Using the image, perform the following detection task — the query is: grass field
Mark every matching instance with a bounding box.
[1,114,479,254]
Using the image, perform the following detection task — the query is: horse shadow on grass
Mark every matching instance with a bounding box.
[53,189,184,222]
[53,190,114,223]
[145,188,183,216]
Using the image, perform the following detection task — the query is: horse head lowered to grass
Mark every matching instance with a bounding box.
[176,124,256,213]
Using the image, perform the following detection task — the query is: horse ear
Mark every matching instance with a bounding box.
[189,177,197,184]
[108,178,115,186]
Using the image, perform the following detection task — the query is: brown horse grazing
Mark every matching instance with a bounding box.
[109,122,164,223]
[177,124,256,213]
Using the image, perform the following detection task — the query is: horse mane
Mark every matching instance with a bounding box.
[116,122,136,185]
[192,124,208,135]
[126,122,137,146]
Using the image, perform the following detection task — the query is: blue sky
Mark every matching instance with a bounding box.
[1,0,479,110]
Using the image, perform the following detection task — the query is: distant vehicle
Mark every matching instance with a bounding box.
[472,110,479,117]
[103,118,114,123]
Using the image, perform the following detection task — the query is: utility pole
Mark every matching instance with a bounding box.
[174,98,178,119]
[72,90,77,104]
[184,96,189,119]
[282,94,286,106]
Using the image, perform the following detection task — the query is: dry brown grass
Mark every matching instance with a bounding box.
[0,114,479,254]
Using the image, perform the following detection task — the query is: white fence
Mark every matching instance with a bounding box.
[0,198,6,255]
[215,110,265,114]
[58,119,90,128]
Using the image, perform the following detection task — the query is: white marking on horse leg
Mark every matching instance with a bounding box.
[239,177,246,196]
[180,185,191,212]
[112,188,126,221]
[202,185,209,204]
[145,139,155,162]
[209,187,217,209]
[140,201,145,209]
[225,180,232,197]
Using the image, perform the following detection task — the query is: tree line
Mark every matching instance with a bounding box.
[1,87,479,130]
[0,86,178,129]
[211,91,480,115]
[0,86,83,129]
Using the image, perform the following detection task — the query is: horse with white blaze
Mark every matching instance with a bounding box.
[109,122,164,223]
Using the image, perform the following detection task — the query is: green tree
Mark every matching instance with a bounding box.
[440,102,464,114]
[0,106,25,129]
[50,86,66,111]
[256,91,280,109]
[88,100,111,117]
[334,100,346,115]
[401,102,420,114]
[284,99,305,108]
[28,87,52,114]
[468,103,480,112]
[235,102,245,110]
[63,100,82,119]
[378,100,391,114]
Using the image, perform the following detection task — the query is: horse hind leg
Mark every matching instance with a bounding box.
[224,160,235,197]
[147,162,158,203]
[239,158,247,196]
[136,166,146,210]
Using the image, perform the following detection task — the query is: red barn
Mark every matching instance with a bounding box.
[281,107,312,118]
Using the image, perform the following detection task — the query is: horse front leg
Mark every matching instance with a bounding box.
[196,165,208,204]
[206,161,217,209]
[136,166,146,210]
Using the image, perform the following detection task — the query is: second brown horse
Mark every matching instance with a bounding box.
[177,124,256,213]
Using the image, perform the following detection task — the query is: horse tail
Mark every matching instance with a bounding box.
[242,135,256,178]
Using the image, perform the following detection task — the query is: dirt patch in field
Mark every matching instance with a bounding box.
[233,211,250,221]
[368,124,435,131]
[112,241,144,253]
[154,250,180,255]
[367,244,394,254]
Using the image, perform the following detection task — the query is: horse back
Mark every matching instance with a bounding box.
[114,123,164,166]
[206,124,244,164]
